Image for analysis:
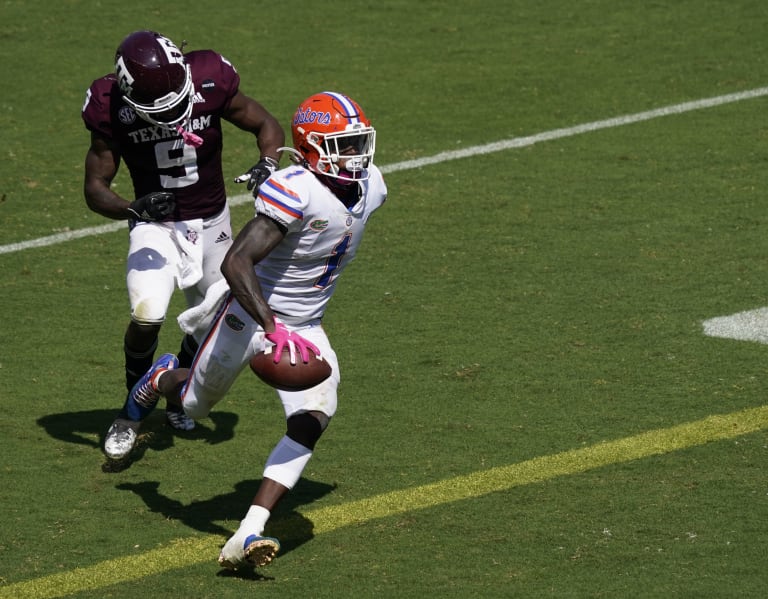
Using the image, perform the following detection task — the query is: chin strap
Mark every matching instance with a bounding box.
[177,125,203,147]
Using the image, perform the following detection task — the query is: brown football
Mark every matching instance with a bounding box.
[249,346,332,391]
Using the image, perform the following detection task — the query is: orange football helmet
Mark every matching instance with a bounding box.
[289,92,376,182]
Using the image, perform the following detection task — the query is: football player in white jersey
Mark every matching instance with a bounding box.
[112,91,386,569]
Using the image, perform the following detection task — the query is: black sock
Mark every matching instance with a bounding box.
[178,334,199,369]
[124,338,158,391]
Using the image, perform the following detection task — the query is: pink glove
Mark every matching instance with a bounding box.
[265,317,320,364]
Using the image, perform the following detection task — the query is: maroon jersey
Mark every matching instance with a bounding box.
[82,50,240,220]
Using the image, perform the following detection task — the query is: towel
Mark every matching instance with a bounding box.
[173,219,204,289]
[177,278,230,338]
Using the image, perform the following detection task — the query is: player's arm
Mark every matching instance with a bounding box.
[83,131,132,220]
[83,131,176,222]
[220,214,287,333]
[224,91,284,163]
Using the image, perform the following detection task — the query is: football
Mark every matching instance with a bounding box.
[249,346,332,391]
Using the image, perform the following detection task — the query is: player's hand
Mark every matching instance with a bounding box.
[128,191,176,221]
[265,317,320,365]
[234,157,279,194]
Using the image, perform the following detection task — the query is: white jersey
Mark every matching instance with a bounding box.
[253,163,387,324]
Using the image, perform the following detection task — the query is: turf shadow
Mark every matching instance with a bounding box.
[36,408,240,471]
[115,477,336,559]
[37,408,239,447]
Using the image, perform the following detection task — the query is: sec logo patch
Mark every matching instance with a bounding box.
[118,106,136,125]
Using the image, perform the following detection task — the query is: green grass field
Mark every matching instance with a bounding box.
[3,1,768,597]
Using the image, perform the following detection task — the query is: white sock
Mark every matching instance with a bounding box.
[241,505,271,536]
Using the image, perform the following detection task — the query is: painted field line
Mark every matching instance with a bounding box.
[3,85,768,257]
[702,306,768,344]
[3,404,768,599]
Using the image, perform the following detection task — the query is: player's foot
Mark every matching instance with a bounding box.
[125,353,178,420]
[166,409,195,431]
[103,418,140,460]
[244,534,280,567]
[218,530,280,570]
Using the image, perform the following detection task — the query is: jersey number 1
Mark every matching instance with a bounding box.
[315,233,352,289]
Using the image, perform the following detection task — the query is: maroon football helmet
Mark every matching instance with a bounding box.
[114,31,194,128]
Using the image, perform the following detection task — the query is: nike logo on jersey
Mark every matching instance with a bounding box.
[215,231,231,243]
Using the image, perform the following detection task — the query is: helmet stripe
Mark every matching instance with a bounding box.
[321,91,360,124]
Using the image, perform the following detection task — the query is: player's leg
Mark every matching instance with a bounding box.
[170,207,233,430]
[104,224,178,460]
[178,295,257,421]
[124,321,162,391]
[218,410,335,569]
[123,223,177,389]
[105,305,238,460]
[104,352,179,460]
[178,206,233,367]
[219,325,339,569]
[165,332,198,430]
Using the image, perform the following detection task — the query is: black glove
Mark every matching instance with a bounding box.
[235,157,279,194]
[127,191,176,221]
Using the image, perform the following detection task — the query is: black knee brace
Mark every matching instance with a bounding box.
[286,412,328,450]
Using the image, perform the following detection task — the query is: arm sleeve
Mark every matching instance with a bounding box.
[81,77,115,138]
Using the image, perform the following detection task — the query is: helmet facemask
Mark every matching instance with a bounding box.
[289,91,377,186]
[307,125,376,182]
[119,64,194,129]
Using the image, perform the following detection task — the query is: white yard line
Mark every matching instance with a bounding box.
[3,86,768,256]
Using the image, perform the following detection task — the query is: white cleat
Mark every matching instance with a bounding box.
[218,529,280,570]
[103,419,139,460]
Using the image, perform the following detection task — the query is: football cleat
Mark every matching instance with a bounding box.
[218,530,280,570]
[104,419,139,460]
[124,353,179,421]
[244,535,280,567]
[166,409,195,431]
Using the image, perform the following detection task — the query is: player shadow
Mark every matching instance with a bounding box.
[36,408,239,472]
[115,476,336,576]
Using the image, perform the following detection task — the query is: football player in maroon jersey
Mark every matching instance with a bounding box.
[82,30,284,454]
